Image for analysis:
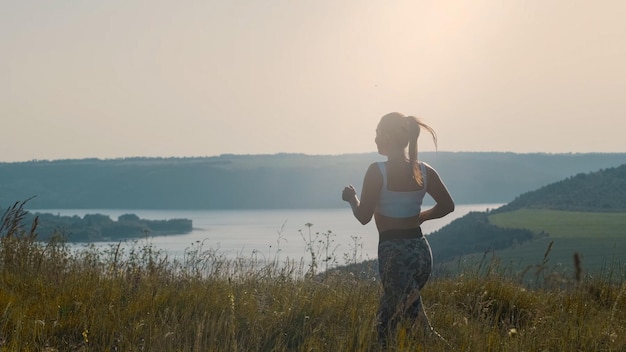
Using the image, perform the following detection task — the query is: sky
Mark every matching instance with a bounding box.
[2,0,625,162]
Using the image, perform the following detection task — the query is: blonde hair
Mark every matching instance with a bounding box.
[379,112,437,186]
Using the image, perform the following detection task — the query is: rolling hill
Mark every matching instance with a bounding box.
[495,164,626,212]
[426,163,626,276]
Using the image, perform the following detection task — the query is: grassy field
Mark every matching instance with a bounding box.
[474,209,626,281]
[2,203,626,351]
[488,209,626,239]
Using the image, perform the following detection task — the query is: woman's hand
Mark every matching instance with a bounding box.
[342,185,357,202]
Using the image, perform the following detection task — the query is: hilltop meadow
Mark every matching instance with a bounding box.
[1,200,626,351]
[1,158,625,350]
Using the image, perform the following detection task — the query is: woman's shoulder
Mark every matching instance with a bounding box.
[420,161,443,179]
[419,161,435,171]
[367,161,385,169]
[364,162,384,180]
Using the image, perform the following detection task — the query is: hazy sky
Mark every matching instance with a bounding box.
[2,1,625,162]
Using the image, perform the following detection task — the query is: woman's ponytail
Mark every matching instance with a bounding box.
[407,116,437,186]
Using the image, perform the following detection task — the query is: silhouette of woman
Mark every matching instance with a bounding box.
[342,112,454,346]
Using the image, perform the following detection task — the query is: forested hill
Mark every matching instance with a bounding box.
[496,163,626,212]
[2,152,626,210]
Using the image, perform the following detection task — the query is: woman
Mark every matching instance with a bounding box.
[342,112,454,345]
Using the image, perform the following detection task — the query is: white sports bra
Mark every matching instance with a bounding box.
[375,161,428,218]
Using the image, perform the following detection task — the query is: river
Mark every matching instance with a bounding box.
[30,204,502,264]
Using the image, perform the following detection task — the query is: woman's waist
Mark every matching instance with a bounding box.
[375,213,420,232]
[378,227,423,242]
[375,204,421,218]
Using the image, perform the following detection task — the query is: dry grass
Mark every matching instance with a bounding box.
[1,201,625,351]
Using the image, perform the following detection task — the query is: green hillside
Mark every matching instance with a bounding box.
[489,209,626,239]
[484,209,626,275]
[427,164,626,276]
[497,164,626,212]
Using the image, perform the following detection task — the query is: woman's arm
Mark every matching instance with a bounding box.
[419,164,455,224]
[342,163,382,225]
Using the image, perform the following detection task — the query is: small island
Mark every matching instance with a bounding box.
[26,212,193,242]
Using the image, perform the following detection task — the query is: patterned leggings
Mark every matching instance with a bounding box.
[377,229,433,343]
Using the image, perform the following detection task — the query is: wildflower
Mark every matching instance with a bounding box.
[228,293,235,312]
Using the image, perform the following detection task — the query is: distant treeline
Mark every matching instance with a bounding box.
[24,212,192,242]
[1,152,626,210]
